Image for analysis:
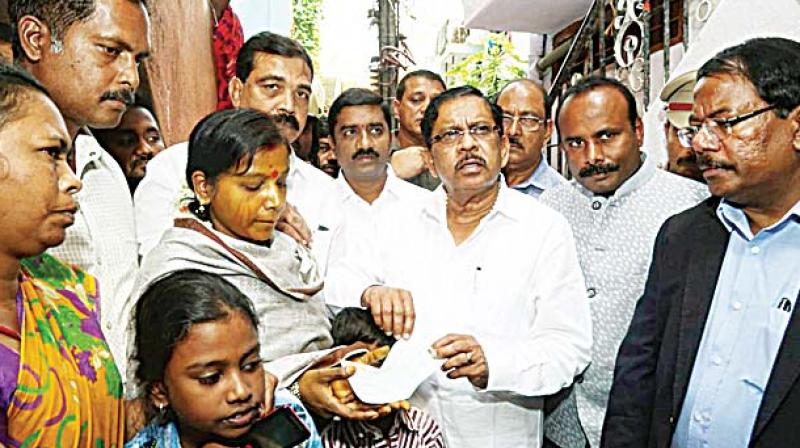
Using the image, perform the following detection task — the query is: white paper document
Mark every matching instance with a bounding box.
[342,339,440,404]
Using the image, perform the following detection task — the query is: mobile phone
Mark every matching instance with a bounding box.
[244,404,311,448]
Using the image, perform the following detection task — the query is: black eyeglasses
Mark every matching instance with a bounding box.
[676,104,778,148]
[429,124,500,146]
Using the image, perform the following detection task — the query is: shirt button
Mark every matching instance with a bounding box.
[592,201,602,210]
[750,246,760,255]
[712,356,722,366]
[732,301,742,311]
[106,322,112,330]
[587,287,597,298]
[693,411,703,422]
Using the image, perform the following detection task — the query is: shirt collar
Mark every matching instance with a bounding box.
[574,151,655,200]
[716,198,800,240]
[515,157,555,191]
[74,131,107,175]
[289,150,303,179]
[351,410,419,439]
[337,165,404,203]
[423,178,522,224]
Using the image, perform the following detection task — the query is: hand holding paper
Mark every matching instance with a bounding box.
[342,339,440,405]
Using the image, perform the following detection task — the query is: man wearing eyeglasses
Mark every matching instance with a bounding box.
[495,79,566,198]
[603,37,800,448]
[327,85,592,447]
[539,76,708,447]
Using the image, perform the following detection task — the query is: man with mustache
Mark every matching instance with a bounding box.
[604,37,800,448]
[389,70,446,190]
[323,88,426,313]
[11,0,151,371]
[134,31,340,267]
[539,76,707,447]
[659,71,704,182]
[94,104,165,193]
[495,79,566,198]
[327,86,592,447]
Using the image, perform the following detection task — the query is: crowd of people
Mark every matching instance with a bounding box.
[0,1,798,448]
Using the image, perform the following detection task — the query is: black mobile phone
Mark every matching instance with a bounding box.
[244,404,311,448]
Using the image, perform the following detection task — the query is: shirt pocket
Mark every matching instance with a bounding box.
[471,264,534,336]
[740,306,792,393]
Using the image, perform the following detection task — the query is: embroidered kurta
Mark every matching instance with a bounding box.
[540,154,709,446]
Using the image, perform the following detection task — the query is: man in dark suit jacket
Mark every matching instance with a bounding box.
[602,37,800,448]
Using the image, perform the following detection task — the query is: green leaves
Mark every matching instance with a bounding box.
[291,0,323,66]
[446,33,527,97]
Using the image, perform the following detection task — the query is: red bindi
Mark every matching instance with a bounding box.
[270,169,279,179]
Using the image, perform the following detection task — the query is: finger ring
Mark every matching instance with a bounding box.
[465,351,473,363]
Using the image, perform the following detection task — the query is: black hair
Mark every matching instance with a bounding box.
[0,61,51,130]
[9,0,148,61]
[317,115,329,138]
[185,108,289,220]
[308,116,330,169]
[421,85,504,147]
[698,37,800,119]
[555,76,639,139]
[133,269,259,417]
[331,308,396,348]
[0,23,14,43]
[327,88,391,142]
[396,69,446,101]
[494,79,552,120]
[235,31,314,82]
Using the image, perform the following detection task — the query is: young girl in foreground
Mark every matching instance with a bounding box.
[127,269,321,448]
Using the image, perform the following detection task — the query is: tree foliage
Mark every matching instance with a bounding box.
[291,0,322,64]
[446,33,527,97]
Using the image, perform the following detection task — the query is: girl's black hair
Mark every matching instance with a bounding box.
[184,108,289,220]
[133,270,260,418]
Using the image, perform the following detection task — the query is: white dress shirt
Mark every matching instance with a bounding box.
[540,153,709,446]
[331,166,428,264]
[47,134,139,375]
[326,183,593,448]
[133,141,341,268]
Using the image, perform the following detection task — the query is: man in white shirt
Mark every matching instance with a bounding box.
[496,79,566,198]
[327,87,426,231]
[326,86,593,447]
[11,0,151,370]
[134,31,339,265]
[539,77,708,447]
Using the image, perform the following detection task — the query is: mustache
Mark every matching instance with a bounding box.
[321,160,339,170]
[579,162,620,178]
[696,154,735,170]
[675,152,698,167]
[131,153,154,165]
[272,113,300,131]
[100,89,135,105]
[456,154,487,170]
[352,148,380,160]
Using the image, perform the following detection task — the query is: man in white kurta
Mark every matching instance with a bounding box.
[326,86,592,447]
